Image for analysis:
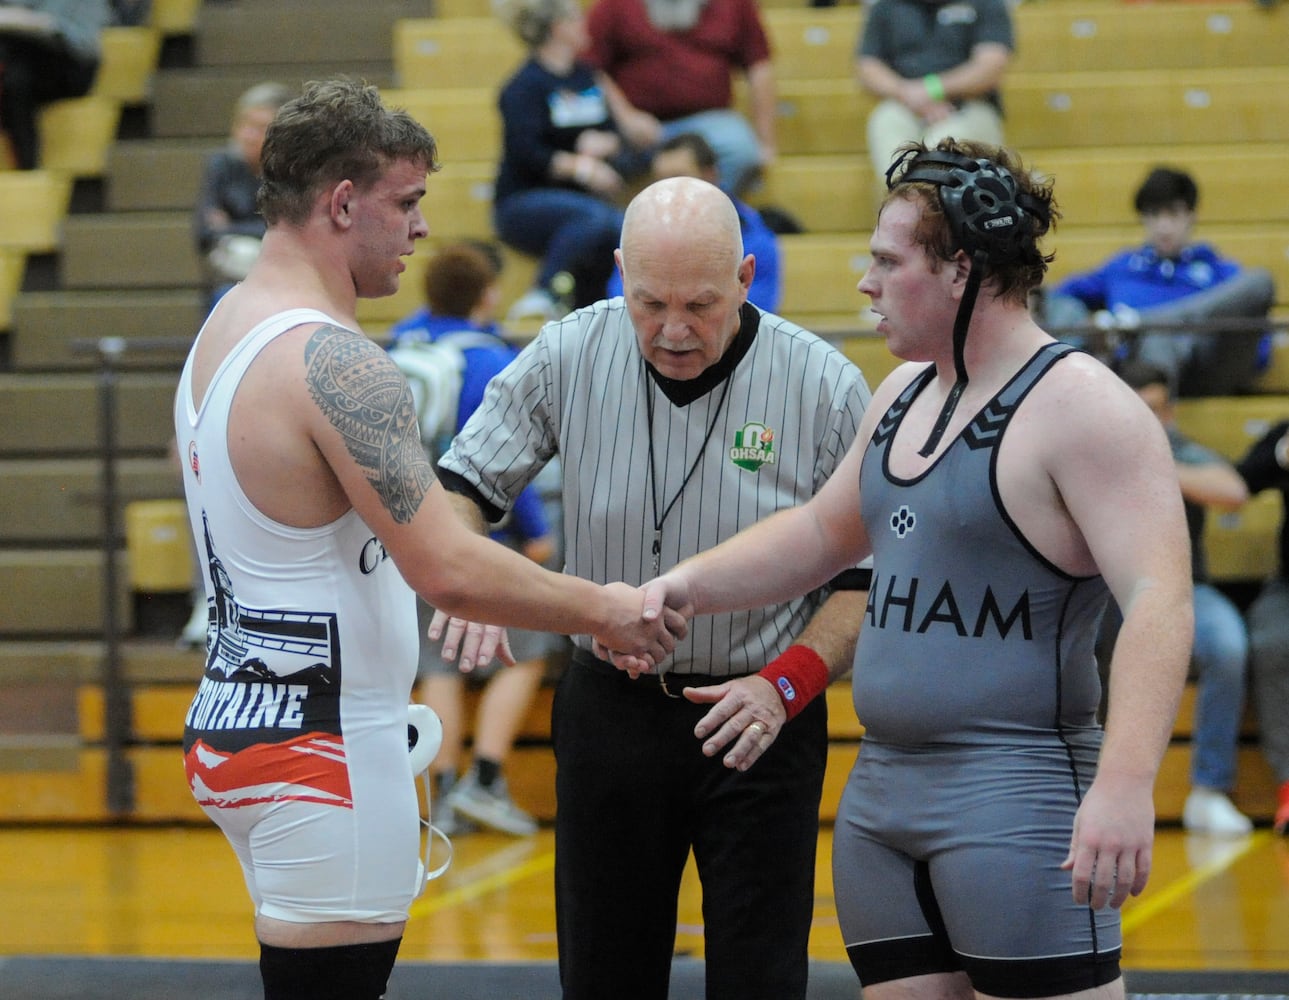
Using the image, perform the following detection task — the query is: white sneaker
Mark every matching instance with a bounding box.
[1182,787,1253,836]
[448,772,538,837]
[505,288,559,323]
[177,600,209,649]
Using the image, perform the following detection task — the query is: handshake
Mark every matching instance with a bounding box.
[429,574,696,675]
[590,576,696,677]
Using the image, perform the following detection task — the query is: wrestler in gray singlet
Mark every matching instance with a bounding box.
[834,341,1123,996]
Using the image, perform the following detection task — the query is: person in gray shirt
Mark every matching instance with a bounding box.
[856,0,1013,194]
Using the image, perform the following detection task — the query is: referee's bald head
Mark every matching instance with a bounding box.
[620,176,744,274]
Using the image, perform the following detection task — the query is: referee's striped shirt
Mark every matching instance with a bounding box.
[440,299,872,677]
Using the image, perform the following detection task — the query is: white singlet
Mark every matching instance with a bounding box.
[174,307,422,924]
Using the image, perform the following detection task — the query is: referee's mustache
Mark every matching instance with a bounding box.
[650,334,702,351]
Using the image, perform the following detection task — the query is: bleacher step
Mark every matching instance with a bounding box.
[150,66,397,140]
[0,736,81,773]
[107,138,210,212]
[0,372,178,457]
[11,289,202,370]
[0,456,181,546]
[195,0,431,68]
[60,212,201,289]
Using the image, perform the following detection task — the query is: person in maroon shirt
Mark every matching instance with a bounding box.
[584,0,776,195]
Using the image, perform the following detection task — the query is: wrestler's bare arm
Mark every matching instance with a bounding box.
[303,324,436,526]
[1020,357,1193,910]
[294,324,678,658]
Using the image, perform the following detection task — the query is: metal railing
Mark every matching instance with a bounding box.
[69,335,191,818]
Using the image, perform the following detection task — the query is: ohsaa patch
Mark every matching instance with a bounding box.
[730,422,777,472]
[776,675,798,702]
[188,441,201,484]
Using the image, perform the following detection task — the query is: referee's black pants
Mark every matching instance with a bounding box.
[552,657,828,1000]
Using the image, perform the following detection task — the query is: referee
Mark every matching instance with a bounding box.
[436,177,872,1000]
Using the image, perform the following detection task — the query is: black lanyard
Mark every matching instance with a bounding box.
[644,371,732,576]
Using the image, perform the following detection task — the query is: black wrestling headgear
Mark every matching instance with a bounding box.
[885,147,1048,264]
[884,147,1049,456]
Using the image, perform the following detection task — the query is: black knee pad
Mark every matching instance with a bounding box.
[259,937,402,1000]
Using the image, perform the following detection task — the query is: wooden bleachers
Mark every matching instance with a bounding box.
[735,65,1289,157]
[93,25,163,105]
[0,368,177,640]
[0,250,23,331]
[150,0,203,37]
[1010,0,1285,74]
[395,2,1289,92]
[38,20,167,178]
[752,144,1289,236]
[0,5,182,347]
[1174,396,1289,586]
[0,371,177,456]
[38,96,124,178]
[0,170,73,254]
[384,87,501,163]
[394,18,525,90]
[8,0,1289,833]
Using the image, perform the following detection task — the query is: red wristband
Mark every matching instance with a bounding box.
[759,645,829,721]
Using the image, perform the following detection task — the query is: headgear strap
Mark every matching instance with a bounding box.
[884,148,1044,456]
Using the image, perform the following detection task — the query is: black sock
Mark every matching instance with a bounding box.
[474,757,501,789]
[259,938,402,1000]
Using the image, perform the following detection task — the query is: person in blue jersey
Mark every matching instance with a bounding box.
[635,140,1194,1000]
[493,0,643,321]
[1048,165,1275,396]
[389,241,561,838]
[605,131,781,311]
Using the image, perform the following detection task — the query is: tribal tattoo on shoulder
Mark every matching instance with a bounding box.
[304,325,435,524]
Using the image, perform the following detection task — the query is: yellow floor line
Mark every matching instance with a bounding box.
[409,850,556,918]
[1121,830,1269,935]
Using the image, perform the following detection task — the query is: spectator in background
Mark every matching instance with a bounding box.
[1120,361,1253,836]
[585,0,776,197]
[1235,421,1289,835]
[493,0,633,322]
[388,238,506,343]
[193,81,293,313]
[388,241,560,838]
[0,0,109,169]
[856,0,1012,195]
[606,131,781,311]
[1047,166,1276,397]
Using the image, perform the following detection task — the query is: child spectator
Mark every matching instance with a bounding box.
[390,241,562,837]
